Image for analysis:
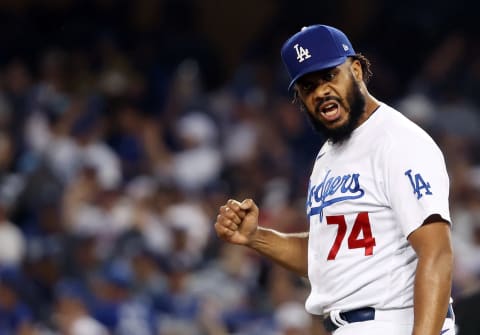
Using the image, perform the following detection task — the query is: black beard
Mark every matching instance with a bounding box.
[302,77,366,145]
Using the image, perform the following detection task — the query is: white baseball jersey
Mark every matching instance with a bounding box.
[305,102,451,315]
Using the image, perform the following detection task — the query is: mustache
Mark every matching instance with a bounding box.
[314,96,343,113]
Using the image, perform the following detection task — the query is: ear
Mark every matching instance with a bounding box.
[350,59,363,82]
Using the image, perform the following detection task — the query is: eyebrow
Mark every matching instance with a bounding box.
[297,67,339,84]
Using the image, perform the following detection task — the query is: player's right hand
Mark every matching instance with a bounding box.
[214,198,259,246]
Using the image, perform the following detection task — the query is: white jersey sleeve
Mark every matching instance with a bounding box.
[383,119,451,237]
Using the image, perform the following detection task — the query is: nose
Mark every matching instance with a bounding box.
[312,81,331,101]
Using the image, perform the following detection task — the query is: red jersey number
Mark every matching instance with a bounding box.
[326,212,376,260]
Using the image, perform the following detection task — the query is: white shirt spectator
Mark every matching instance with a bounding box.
[164,202,210,255]
[0,219,26,266]
[170,112,222,192]
[71,316,109,335]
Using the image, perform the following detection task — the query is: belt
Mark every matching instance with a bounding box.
[323,304,455,332]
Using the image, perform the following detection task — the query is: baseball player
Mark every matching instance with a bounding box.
[214,25,455,335]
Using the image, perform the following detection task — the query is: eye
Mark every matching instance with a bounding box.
[323,71,336,82]
[299,82,314,93]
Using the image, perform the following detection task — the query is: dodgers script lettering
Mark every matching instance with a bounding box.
[307,170,365,221]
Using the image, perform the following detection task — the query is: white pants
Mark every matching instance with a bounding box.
[330,308,456,335]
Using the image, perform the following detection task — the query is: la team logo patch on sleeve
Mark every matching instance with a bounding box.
[404,169,433,199]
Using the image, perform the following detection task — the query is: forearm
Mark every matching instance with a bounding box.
[412,250,453,335]
[248,227,309,277]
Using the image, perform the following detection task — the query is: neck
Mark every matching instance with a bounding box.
[357,90,380,127]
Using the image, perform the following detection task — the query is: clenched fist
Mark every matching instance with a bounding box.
[214,198,259,246]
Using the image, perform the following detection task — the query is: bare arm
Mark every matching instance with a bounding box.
[408,218,453,335]
[249,227,309,276]
[215,199,309,277]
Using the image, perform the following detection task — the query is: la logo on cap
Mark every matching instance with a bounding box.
[293,44,311,63]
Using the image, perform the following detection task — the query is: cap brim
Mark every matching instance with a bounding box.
[287,56,348,91]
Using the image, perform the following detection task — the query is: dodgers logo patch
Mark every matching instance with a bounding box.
[294,43,311,63]
[307,170,365,221]
[404,169,432,199]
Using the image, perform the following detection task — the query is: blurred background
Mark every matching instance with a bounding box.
[0,0,479,334]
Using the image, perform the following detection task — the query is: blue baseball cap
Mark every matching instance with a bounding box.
[281,25,356,91]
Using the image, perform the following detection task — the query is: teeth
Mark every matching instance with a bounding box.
[321,103,337,114]
[325,109,336,116]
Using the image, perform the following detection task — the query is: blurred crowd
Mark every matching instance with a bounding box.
[0,1,480,335]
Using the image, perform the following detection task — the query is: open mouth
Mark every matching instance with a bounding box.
[319,100,341,122]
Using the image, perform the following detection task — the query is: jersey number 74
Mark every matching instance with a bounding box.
[326,212,376,260]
